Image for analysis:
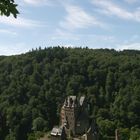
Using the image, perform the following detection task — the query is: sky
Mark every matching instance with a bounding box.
[0,0,140,55]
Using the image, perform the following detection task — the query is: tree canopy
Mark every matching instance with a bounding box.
[0,0,19,18]
[0,47,140,139]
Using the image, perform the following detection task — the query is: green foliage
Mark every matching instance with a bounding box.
[0,0,19,18]
[119,128,130,140]
[32,117,46,131]
[0,47,140,139]
[97,117,116,138]
[130,127,140,140]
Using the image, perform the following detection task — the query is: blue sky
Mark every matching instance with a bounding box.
[0,0,140,55]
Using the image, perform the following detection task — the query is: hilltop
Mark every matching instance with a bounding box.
[0,47,140,140]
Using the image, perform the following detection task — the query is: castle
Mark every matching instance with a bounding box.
[50,96,98,140]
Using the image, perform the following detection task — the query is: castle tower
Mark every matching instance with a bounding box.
[60,96,78,135]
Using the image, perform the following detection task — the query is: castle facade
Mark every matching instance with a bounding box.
[51,96,98,140]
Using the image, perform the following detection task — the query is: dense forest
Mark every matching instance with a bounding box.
[0,47,140,140]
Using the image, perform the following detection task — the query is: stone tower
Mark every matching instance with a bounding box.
[51,95,98,140]
[60,96,78,135]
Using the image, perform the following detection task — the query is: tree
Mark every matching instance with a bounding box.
[0,0,19,18]
[130,127,140,140]
[32,117,46,131]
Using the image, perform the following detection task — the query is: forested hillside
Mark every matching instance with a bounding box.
[0,47,140,140]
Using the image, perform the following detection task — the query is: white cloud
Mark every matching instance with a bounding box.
[116,43,140,50]
[52,28,116,43]
[51,28,117,49]
[124,0,138,4]
[0,16,45,28]
[91,0,133,19]
[0,29,17,35]
[51,28,80,40]
[0,43,30,56]
[91,0,140,22]
[130,35,140,41]
[24,0,44,5]
[60,5,102,30]
[23,0,53,6]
